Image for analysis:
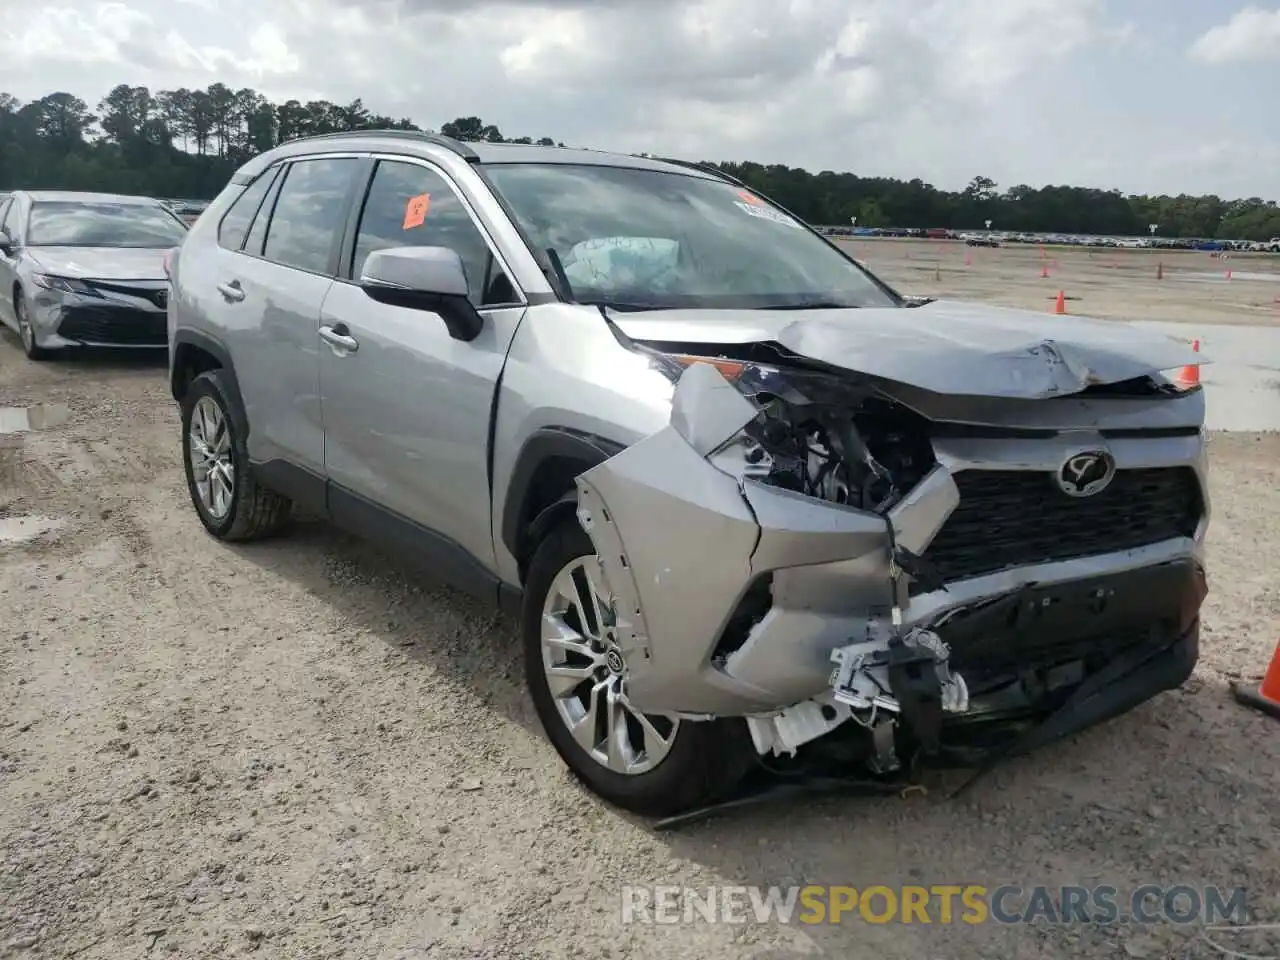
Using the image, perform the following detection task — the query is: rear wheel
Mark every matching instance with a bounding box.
[523,518,753,816]
[14,292,50,361]
[181,369,291,541]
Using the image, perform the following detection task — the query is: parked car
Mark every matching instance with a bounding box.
[1267,238,1280,253]
[0,190,188,359]
[964,233,1000,247]
[167,131,1210,817]
[164,199,210,224]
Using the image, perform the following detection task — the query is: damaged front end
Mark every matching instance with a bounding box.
[574,344,1207,777]
[574,355,979,773]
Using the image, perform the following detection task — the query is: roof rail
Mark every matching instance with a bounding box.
[651,156,743,185]
[280,129,480,162]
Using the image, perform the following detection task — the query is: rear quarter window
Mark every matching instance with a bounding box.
[217,167,281,252]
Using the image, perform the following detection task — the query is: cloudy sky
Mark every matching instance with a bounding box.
[1,0,1278,199]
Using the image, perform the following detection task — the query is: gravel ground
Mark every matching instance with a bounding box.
[2,319,1279,959]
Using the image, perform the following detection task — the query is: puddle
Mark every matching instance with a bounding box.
[0,403,70,434]
[0,515,67,545]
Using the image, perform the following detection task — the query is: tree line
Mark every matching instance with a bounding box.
[2,84,1278,241]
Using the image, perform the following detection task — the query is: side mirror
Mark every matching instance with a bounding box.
[0,233,12,257]
[359,246,483,342]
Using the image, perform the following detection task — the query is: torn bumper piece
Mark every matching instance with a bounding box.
[573,361,958,720]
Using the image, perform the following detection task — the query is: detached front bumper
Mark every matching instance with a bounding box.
[574,363,1209,732]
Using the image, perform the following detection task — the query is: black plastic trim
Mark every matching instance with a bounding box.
[938,558,1207,677]
[328,483,502,604]
[170,328,240,406]
[251,458,328,515]
[338,158,378,281]
[500,427,626,565]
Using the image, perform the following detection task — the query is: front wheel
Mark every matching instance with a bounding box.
[15,293,51,361]
[522,518,753,816]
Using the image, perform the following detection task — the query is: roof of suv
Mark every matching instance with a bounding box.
[231,129,732,185]
[21,190,167,205]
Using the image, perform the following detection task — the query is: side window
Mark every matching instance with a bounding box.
[0,199,12,235]
[243,167,285,257]
[217,167,279,252]
[351,160,516,306]
[1,199,23,240]
[262,158,360,274]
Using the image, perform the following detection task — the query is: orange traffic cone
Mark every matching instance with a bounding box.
[1053,290,1066,315]
[1177,339,1201,386]
[1232,639,1280,720]
[1041,263,1050,278]
[1226,268,1232,281]
[964,252,973,266]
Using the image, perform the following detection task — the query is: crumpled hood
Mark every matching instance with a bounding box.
[609,299,1206,399]
[25,246,170,282]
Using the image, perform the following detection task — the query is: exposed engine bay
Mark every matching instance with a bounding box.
[649,348,938,513]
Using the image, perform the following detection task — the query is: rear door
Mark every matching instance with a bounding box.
[317,156,527,572]
[204,155,367,481]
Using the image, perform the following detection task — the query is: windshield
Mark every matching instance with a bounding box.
[483,163,899,311]
[26,201,189,248]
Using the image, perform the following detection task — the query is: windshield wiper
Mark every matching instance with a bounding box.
[761,299,860,311]
[577,299,666,313]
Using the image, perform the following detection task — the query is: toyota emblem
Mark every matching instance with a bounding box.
[1055,450,1116,498]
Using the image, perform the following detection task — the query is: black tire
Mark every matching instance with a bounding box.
[523,517,754,817]
[181,369,291,541]
[14,291,51,361]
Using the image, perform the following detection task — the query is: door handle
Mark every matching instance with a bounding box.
[319,324,359,353]
[217,280,245,302]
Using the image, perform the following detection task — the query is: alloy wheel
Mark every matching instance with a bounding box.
[15,298,33,352]
[540,556,679,774]
[188,396,235,520]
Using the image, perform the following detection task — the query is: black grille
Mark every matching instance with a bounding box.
[85,282,167,310]
[919,467,1202,587]
[57,306,167,346]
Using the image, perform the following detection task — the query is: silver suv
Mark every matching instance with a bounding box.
[167,131,1210,816]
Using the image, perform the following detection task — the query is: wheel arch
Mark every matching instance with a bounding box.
[501,427,626,583]
[171,328,242,414]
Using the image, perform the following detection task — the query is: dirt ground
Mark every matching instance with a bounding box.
[2,268,1280,958]
[833,238,1280,327]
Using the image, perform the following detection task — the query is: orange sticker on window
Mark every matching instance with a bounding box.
[403,193,431,230]
[737,190,764,205]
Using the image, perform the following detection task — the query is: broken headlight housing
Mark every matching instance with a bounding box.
[644,349,935,515]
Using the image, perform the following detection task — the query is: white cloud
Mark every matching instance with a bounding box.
[0,0,1277,199]
[0,2,151,65]
[1189,5,1280,64]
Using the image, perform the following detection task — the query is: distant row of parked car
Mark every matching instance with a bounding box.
[160,199,210,224]
[821,224,1280,252]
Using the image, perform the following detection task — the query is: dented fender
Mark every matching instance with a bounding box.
[574,362,961,716]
